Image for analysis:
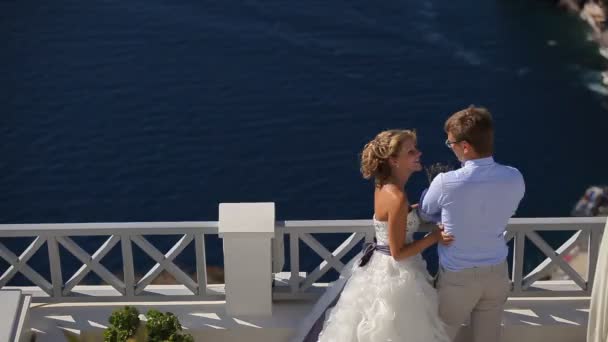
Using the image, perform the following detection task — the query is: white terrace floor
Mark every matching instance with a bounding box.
[27,289,590,342]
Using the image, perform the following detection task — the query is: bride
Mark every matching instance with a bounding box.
[293,129,452,342]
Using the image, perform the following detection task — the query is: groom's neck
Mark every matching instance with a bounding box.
[462,151,492,161]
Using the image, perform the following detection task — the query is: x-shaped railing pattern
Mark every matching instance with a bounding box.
[0,223,218,302]
[276,217,606,299]
[283,225,375,294]
[0,218,604,302]
[131,234,198,295]
[509,226,603,296]
[0,237,53,295]
[58,235,125,295]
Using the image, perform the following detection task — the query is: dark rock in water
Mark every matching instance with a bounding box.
[557,0,584,12]
[580,1,607,33]
[571,185,608,217]
[553,0,608,90]
[425,163,455,184]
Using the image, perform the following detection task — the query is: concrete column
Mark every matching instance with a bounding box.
[219,202,275,316]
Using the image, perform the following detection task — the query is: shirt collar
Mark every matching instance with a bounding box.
[462,156,495,168]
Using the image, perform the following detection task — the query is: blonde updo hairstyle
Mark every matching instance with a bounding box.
[360,129,417,187]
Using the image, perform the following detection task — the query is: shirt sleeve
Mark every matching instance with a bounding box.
[512,171,526,216]
[419,173,444,223]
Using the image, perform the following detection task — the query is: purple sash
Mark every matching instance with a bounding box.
[358,242,391,267]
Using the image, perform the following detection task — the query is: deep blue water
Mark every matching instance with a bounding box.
[1,0,607,283]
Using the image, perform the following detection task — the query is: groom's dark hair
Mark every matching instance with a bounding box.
[444,105,494,156]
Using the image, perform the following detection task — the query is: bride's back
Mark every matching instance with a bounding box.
[373,183,406,222]
[373,183,422,247]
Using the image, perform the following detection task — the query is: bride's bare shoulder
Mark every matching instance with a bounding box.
[376,184,407,205]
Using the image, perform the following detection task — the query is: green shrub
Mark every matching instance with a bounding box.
[101,306,193,342]
[145,310,194,342]
[103,306,141,342]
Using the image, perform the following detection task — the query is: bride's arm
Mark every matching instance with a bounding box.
[388,193,441,261]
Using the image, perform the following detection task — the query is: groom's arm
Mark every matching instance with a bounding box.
[418,189,441,223]
[419,173,444,223]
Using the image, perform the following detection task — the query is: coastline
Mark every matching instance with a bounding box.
[557,0,608,85]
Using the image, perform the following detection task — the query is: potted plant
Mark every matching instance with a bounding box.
[103,306,146,342]
[145,310,193,342]
[63,306,194,342]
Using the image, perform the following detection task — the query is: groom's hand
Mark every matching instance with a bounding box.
[436,224,454,246]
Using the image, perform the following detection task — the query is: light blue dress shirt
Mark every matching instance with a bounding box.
[420,156,525,271]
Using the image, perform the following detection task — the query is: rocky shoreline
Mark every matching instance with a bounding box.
[556,0,608,84]
[557,0,606,32]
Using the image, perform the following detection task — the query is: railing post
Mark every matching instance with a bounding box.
[587,224,602,293]
[194,233,208,296]
[512,232,525,294]
[219,203,275,316]
[289,232,300,294]
[47,237,63,298]
[121,235,135,298]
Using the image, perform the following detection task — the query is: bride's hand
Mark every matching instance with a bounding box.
[432,224,454,246]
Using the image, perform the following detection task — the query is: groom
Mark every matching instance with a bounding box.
[420,105,525,342]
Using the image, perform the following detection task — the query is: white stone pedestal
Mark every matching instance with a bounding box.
[219,203,275,316]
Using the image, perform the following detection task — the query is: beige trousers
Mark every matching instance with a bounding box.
[587,219,608,342]
[437,261,510,342]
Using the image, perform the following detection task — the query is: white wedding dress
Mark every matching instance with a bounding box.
[292,210,450,342]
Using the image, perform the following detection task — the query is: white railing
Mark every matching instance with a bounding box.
[0,216,605,303]
[273,217,607,300]
[0,222,222,302]
[273,220,374,299]
[507,217,605,297]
